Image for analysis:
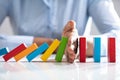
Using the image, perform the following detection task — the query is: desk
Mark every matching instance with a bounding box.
[0,55,120,80]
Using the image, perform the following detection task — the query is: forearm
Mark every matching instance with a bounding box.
[0,34,33,50]
[33,37,54,46]
[0,34,54,50]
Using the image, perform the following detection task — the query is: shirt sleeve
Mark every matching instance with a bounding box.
[0,34,34,50]
[0,0,8,25]
[0,1,34,50]
[88,0,120,56]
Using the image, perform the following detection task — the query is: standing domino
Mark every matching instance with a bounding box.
[94,37,101,62]
[108,37,116,62]
[79,37,86,62]
[40,39,60,61]
[55,37,68,62]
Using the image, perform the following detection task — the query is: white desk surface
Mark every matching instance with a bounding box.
[0,55,120,80]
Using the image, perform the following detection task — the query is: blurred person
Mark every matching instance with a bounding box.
[0,0,120,63]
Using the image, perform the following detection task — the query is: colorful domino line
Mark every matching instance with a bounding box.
[0,37,116,63]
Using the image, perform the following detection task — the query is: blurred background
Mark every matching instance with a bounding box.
[0,0,120,35]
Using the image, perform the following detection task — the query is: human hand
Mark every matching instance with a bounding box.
[62,20,94,63]
[62,20,78,63]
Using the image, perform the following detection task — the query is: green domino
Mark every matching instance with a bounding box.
[55,37,68,62]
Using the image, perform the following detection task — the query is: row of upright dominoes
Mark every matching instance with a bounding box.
[0,37,116,63]
[80,37,116,63]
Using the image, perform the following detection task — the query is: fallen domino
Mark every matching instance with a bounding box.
[14,43,38,62]
[55,37,68,62]
[26,43,49,62]
[3,43,27,62]
[0,48,9,56]
[40,39,60,61]
[93,37,101,62]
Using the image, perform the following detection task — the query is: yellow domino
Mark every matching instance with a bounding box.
[14,43,38,62]
[40,39,60,61]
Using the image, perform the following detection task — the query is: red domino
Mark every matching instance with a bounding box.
[108,38,116,62]
[3,43,27,62]
[79,37,86,62]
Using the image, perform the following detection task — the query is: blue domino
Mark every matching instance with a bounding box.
[0,48,9,56]
[94,37,101,62]
[26,43,49,62]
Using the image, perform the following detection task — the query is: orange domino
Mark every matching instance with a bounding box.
[14,43,38,62]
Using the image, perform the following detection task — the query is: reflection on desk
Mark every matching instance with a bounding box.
[0,55,120,80]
